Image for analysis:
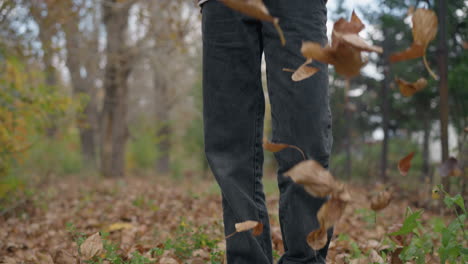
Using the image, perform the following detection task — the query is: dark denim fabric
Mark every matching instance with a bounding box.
[201,1,332,263]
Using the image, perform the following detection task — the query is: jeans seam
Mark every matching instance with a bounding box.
[253,91,266,253]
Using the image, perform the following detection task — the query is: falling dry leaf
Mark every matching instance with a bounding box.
[395,78,427,97]
[390,8,438,63]
[398,152,415,176]
[307,227,328,250]
[284,160,337,197]
[301,11,382,78]
[390,8,438,79]
[80,232,104,261]
[262,138,290,153]
[263,138,305,159]
[234,220,263,236]
[220,0,285,45]
[317,196,348,229]
[370,189,392,211]
[291,59,319,82]
[440,157,462,177]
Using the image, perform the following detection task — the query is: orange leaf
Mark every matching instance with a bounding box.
[306,227,328,250]
[284,160,337,197]
[291,59,319,82]
[220,0,285,45]
[395,77,427,97]
[390,8,437,62]
[390,43,425,63]
[317,195,348,229]
[262,138,290,152]
[398,151,415,176]
[220,0,275,22]
[234,220,263,236]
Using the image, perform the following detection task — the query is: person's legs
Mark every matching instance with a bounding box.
[262,0,333,263]
[202,1,272,263]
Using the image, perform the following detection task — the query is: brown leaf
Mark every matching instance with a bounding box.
[333,11,365,38]
[390,247,404,264]
[369,249,384,264]
[160,257,179,264]
[234,220,262,236]
[220,0,285,45]
[220,0,275,22]
[464,42,468,49]
[252,222,264,236]
[440,157,462,177]
[301,40,369,78]
[339,33,383,53]
[370,189,392,211]
[390,8,438,62]
[395,78,427,97]
[284,160,337,197]
[54,250,76,264]
[35,252,54,264]
[306,228,328,250]
[398,152,415,176]
[262,138,290,152]
[80,232,104,261]
[317,196,348,229]
[291,59,319,82]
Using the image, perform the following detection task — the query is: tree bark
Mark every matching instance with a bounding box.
[437,0,449,190]
[379,28,391,183]
[63,10,99,166]
[422,111,430,181]
[437,0,449,162]
[154,72,171,174]
[101,1,132,177]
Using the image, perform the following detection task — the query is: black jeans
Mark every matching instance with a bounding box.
[202,1,332,263]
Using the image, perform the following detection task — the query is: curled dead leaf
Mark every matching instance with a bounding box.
[440,157,462,177]
[390,8,438,63]
[301,11,380,78]
[262,138,290,153]
[306,227,328,250]
[317,196,348,229]
[370,189,392,211]
[220,0,285,45]
[234,220,263,236]
[291,59,319,82]
[284,160,337,197]
[395,78,427,97]
[398,152,415,176]
[80,232,104,261]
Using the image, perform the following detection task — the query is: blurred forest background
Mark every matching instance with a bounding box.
[0,0,467,198]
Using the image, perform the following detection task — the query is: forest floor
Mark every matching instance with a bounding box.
[0,174,456,264]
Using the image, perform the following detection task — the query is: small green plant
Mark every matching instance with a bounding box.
[387,185,467,264]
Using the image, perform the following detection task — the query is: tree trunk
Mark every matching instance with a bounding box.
[437,0,449,190]
[101,1,132,177]
[154,74,171,174]
[380,28,391,183]
[422,111,430,181]
[63,14,99,166]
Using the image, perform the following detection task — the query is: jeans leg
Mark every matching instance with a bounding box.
[262,0,332,263]
[202,1,272,263]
